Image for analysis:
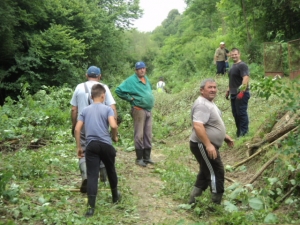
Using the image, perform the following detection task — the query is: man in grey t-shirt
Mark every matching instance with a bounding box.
[188,78,234,205]
[70,66,117,193]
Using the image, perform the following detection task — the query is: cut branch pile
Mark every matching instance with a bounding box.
[232,110,299,190]
[247,110,299,156]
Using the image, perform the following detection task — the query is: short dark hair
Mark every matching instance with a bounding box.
[200,78,216,90]
[231,48,240,53]
[91,84,106,98]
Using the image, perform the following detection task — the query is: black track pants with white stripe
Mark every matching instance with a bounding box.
[190,141,224,194]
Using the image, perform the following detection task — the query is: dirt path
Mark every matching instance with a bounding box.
[117,149,195,225]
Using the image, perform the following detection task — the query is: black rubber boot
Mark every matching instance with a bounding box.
[143,148,155,164]
[111,187,121,204]
[211,193,223,204]
[188,186,203,204]
[135,149,147,167]
[85,195,96,217]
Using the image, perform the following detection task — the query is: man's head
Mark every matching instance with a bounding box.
[91,84,106,100]
[230,48,241,63]
[135,61,146,77]
[87,66,101,78]
[159,76,164,81]
[200,78,217,101]
[220,42,225,49]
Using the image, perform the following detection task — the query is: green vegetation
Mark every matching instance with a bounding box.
[1,0,300,224]
[1,75,299,224]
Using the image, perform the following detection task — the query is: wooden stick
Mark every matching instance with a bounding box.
[233,126,298,168]
[248,153,279,184]
[30,188,110,192]
[225,176,236,183]
[278,185,298,203]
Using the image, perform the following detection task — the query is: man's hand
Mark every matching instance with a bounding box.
[206,143,217,160]
[77,147,84,158]
[112,135,118,143]
[237,91,244,99]
[224,135,234,147]
[225,90,230,100]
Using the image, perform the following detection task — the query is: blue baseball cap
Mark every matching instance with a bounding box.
[135,61,146,70]
[87,66,101,77]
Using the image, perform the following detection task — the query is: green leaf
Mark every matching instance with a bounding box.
[178,204,192,210]
[264,213,277,223]
[223,200,239,212]
[248,197,264,210]
[125,146,135,152]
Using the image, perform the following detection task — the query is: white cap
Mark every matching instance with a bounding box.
[220,42,225,45]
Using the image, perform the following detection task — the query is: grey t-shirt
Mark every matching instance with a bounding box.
[190,96,226,147]
[70,81,116,120]
[78,103,114,146]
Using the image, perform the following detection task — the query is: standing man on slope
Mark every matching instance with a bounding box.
[214,42,227,76]
[189,78,234,205]
[70,66,117,193]
[226,48,250,137]
[115,61,155,167]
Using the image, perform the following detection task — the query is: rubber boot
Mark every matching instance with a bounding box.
[211,192,223,204]
[135,149,147,167]
[188,186,203,204]
[143,148,155,164]
[79,160,87,193]
[111,187,121,203]
[85,195,96,217]
[99,166,107,182]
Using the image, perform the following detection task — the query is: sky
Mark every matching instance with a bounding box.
[133,0,187,32]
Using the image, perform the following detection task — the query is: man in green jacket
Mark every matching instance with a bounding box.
[115,62,155,167]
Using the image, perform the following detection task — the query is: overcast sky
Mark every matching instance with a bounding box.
[133,0,186,32]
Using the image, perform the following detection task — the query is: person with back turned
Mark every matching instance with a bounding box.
[74,84,121,217]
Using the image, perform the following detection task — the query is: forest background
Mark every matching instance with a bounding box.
[0,0,299,224]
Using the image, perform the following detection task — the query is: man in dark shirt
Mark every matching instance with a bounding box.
[226,48,250,137]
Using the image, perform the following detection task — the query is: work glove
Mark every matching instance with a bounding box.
[237,91,244,99]
[225,90,230,100]
[237,84,247,99]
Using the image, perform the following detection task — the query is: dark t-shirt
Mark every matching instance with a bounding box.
[228,62,250,94]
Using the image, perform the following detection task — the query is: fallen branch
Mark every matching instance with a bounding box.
[225,176,236,183]
[31,188,110,192]
[248,153,279,184]
[233,126,298,168]
[278,185,298,203]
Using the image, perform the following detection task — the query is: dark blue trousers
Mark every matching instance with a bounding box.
[230,92,250,137]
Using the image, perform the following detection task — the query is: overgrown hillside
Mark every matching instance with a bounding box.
[0,74,299,224]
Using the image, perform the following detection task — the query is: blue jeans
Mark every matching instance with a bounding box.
[230,92,250,137]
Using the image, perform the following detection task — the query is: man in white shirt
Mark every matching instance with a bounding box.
[156,77,166,93]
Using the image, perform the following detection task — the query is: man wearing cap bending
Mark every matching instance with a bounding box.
[214,42,227,76]
[115,62,155,167]
[70,66,117,193]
